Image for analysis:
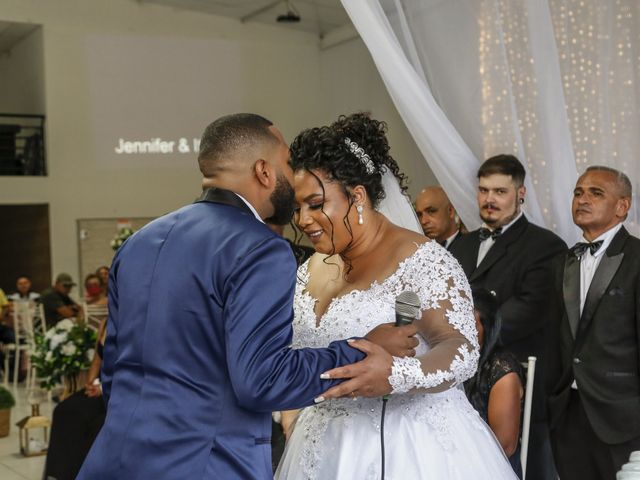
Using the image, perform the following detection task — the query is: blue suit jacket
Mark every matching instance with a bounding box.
[78,189,363,479]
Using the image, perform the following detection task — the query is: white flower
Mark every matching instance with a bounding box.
[45,351,53,362]
[56,319,74,331]
[45,328,56,340]
[86,348,95,361]
[49,332,68,351]
[61,342,77,356]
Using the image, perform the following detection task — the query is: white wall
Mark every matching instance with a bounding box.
[0,0,434,287]
[0,0,323,288]
[0,27,45,114]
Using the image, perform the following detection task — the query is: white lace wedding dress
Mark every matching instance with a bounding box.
[276,242,518,479]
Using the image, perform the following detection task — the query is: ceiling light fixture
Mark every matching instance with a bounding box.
[277,0,301,23]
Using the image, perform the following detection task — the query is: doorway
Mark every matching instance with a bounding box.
[0,204,51,294]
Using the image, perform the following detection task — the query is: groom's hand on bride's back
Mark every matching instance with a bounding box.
[315,334,414,401]
[365,322,419,357]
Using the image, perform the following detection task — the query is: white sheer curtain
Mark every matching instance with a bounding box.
[341,0,640,242]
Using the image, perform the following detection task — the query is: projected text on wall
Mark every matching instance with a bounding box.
[86,33,245,169]
[113,137,200,155]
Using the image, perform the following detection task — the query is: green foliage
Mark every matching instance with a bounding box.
[0,386,15,409]
[32,319,97,390]
[110,227,135,251]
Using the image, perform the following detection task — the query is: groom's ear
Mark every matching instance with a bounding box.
[253,159,273,189]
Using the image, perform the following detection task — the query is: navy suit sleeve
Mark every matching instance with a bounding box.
[101,254,120,405]
[223,236,364,412]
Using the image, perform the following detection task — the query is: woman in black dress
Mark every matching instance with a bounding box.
[465,288,525,478]
[43,319,107,480]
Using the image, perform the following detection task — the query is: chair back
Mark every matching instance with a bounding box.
[82,302,108,332]
[520,356,536,480]
[12,301,38,344]
[32,303,46,336]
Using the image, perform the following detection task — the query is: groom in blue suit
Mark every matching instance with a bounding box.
[78,114,412,479]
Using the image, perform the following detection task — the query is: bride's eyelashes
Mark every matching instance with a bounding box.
[293,202,324,214]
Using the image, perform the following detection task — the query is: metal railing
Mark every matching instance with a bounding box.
[0,113,46,176]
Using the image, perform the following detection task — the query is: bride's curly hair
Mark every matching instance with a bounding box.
[290,113,407,208]
[290,113,408,273]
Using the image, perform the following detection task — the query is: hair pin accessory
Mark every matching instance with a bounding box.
[344,137,376,175]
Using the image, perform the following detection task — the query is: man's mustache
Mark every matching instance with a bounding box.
[482,204,500,211]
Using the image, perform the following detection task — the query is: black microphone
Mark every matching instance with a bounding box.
[395,291,421,326]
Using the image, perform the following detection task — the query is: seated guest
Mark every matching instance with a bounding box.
[95,266,110,295]
[0,288,13,377]
[84,274,107,306]
[414,186,463,249]
[39,273,81,328]
[0,288,8,319]
[8,276,40,303]
[7,276,41,328]
[465,288,524,478]
[44,319,107,480]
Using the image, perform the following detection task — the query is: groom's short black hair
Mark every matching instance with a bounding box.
[477,154,526,188]
[198,113,279,177]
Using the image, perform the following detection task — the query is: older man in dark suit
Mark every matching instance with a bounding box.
[547,166,640,480]
[450,154,566,480]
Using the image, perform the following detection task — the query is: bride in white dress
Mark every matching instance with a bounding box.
[275,113,518,479]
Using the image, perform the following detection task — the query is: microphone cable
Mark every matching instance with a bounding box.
[380,395,389,480]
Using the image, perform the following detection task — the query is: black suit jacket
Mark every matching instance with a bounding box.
[446,230,463,252]
[450,215,568,362]
[547,226,640,444]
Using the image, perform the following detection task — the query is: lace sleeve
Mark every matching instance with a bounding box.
[389,244,479,394]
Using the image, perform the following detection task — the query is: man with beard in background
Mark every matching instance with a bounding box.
[450,154,567,480]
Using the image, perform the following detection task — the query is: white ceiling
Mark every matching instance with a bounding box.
[140,0,352,37]
[0,21,40,55]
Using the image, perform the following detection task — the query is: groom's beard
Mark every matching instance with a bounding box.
[265,173,295,226]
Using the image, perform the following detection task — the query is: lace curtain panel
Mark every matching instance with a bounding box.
[341,0,640,242]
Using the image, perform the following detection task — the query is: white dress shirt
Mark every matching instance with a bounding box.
[476,211,524,267]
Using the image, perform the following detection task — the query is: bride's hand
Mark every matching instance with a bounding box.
[365,322,419,357]
[315,339,394,401]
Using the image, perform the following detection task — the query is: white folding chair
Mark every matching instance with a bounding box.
[520,356,537,480]
[25,304,47,393]
[82,303,108,332]
[8,301,43,390]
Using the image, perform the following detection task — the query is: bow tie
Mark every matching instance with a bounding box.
[478,227,502,242]
[570,240,604,258]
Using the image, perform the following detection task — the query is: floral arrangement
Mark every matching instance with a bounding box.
[32,319,97,390]
[110,227,135,251]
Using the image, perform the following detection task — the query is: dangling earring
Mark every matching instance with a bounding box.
[356,205,364,225]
